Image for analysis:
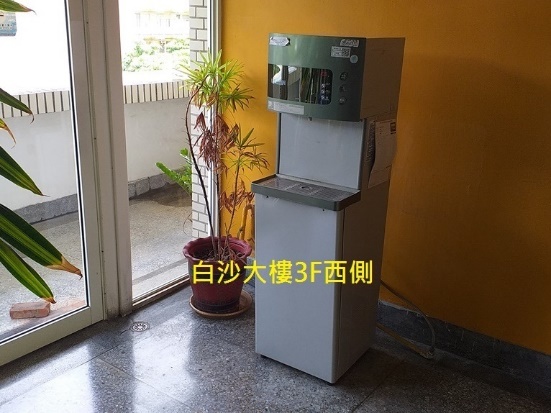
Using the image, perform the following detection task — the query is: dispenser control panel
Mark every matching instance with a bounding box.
[267,34,405,121]
[268,33,365,121]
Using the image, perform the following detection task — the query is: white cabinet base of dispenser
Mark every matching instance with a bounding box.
[254,188,386,383]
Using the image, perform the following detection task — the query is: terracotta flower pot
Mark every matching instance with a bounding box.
[183,236,252,314]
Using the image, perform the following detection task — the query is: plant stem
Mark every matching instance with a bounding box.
[184,89,216,248]
[226,156,242,239]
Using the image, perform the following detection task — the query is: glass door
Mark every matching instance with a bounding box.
[0,0,103,364]
[117,0,193,301]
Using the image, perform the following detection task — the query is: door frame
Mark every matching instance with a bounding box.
[0,0,112,365]
[1,0,222,365]
[105,0,222,311]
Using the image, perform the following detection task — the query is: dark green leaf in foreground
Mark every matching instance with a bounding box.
[0,145,43,195]
[0,238,54,303]
[0,88,33,117]
[0,204,82,275]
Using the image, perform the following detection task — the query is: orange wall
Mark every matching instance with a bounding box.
[221,1,551,354]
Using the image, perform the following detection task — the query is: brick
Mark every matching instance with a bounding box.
[190,40,205,51]
[196,29,208,41]
[190,19,205,30]
[192,204,204,215]
[10,301,51,319]
[194,198,207,209]
[197,212,209,223]
[193,221,206,232]
[196,7,208,18]
[189,0,206,6]
[192,182,204,193]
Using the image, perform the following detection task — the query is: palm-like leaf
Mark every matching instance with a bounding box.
[0,1,77,302]
[156,148,192,194]
[0,239,54,303]
[0,145,43,195]
[0,0,32,12]
[0,119,15,143]
[176,49,269,259]
[0,204,81,275]
[0,88,33,117]
[182,50,252,114]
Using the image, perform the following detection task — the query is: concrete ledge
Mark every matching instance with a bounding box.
[16,173,175,224]
[128,173,175,199]
[15,194,79,224]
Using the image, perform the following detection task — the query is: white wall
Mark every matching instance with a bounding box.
[2,97,190,211]
[2,110,76,210]
[125,98,189,181]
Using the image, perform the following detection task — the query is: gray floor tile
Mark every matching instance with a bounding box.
[183,284,257,351]
[250,348,401,412]
[355,360,550,413]
[2,287,550,413]
[0,358,187,413]
[0,338,108,405]
[99,327,262,412]
[0,306,167,406]
[97,285,399,413]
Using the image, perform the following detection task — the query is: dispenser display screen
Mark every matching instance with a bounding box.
[268,64,332,105]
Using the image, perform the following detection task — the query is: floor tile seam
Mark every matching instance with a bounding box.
[0,342,117,408]
[348,359,404,412]
[93,356,190,408]
[0,354,116,409]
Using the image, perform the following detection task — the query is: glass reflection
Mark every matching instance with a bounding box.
[269,64,332,105]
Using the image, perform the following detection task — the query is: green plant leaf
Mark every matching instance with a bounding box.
[0,88,33,118]
[0,118,16,143]
[156,160,192,193]
[183,50,252,114]
[0,238,54,303]
[0,145,43,195]
[0,0,32,12]
[0,204,82,275]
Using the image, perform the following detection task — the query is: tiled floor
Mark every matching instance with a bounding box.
[1,284,550,413]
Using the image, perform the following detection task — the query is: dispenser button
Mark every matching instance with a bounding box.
[339,97,347,104]
[340,72,348,81]
[339,84,347,92]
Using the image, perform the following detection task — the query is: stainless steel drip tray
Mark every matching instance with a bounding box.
[252,174,360,211]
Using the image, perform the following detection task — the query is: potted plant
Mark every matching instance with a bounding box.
[0,0,81,304]
[181,50,268,315]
